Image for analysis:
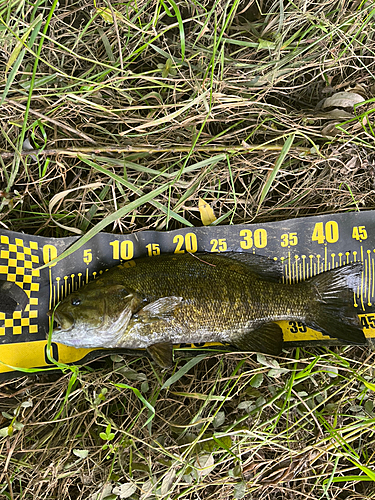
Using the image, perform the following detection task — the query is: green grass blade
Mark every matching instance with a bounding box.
[38,182,171,269]
[4,14,42,74]
[348,459,375,481]
[114,383,155,427]
[0,48,26,105]
[166,0,185,61]
[257,133,295,215]
[78,156,193,227]
[161,355,207,389]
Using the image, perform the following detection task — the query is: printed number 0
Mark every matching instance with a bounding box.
[43,244,58,267]
[44,343,59,364]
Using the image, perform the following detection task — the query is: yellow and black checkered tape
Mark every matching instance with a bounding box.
[0,235,40,336]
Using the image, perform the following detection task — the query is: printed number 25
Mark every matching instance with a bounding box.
[210,238,227,252]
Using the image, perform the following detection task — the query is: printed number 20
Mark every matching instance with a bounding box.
[173,233,198,254]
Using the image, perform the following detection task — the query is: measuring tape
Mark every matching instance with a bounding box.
[1,211,375,378]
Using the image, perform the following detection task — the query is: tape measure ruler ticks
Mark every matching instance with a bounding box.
[0,210,375,378]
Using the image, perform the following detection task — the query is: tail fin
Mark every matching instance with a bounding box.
[307,263,366,345]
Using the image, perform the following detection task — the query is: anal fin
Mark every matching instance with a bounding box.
[147,341,174,368]
[233,323,283,356]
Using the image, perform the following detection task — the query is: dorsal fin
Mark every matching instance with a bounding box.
[223,252,283,282]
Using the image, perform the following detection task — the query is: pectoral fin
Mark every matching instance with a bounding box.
[233,323,283,356]
[140,296,183,319]
[147,341,174,368]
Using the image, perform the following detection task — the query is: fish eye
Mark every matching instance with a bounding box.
[71,298,81,306]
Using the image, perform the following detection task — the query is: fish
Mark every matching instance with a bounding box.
[50,252,366,367]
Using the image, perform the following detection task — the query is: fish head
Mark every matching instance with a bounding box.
[50,283,144,348]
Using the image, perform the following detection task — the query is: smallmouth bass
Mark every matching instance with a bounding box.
[50,252,366,367]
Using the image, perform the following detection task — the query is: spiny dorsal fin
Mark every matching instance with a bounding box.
[221,252,283,282]
[233,322,283,356]
[147,341,174,368]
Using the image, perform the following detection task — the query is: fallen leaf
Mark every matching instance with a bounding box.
[140,478,155,500]
[212,411,225,428]
[160,469,176,495]
[199,197,217,225]
[194,454,216,477]
[112,482,137,499]
[88,484,113,500]
[233,481,247,499]
[256,353,280,369]
[96,7,124,23]
[322,109,354,119]
[321,123,339,137]
[73,449,89,459]
[321,92,365,110]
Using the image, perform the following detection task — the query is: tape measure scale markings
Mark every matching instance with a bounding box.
[0,235,40,337]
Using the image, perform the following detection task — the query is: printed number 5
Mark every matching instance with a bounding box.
[83,249,92,264]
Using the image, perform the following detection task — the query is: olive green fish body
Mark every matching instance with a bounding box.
[51,252,366,366]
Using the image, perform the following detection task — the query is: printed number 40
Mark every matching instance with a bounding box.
[312,221,339,244]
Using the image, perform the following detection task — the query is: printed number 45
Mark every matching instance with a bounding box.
[352,226,367,241]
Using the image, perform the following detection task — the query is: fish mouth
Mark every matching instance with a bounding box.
[52,310,75,332]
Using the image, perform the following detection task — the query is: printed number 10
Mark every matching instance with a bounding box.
[110,240,134,260]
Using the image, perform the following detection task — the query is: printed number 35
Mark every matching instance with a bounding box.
[289,321,307,333]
